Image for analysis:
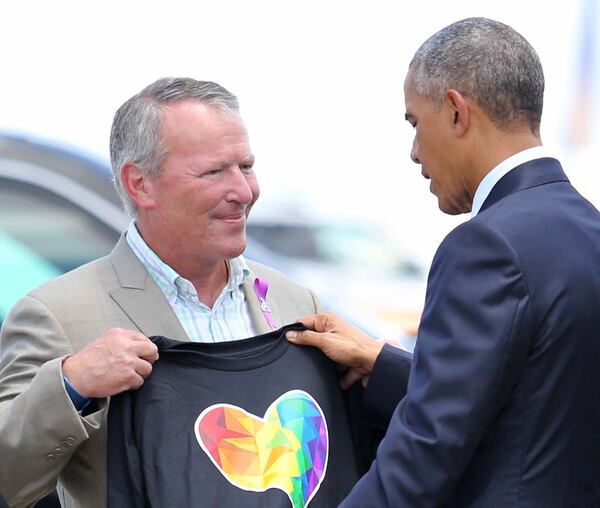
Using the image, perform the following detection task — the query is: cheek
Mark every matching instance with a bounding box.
[187,185,225,213]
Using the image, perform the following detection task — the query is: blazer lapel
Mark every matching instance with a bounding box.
[243,276,274,335]
[480,158,569,213]
[108,235,188,341]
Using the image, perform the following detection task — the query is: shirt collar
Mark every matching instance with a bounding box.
[227,256,251,290]
[471,146,553,218]
[125,221,251,302]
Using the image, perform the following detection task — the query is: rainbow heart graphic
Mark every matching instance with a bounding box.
[194,390,329,508]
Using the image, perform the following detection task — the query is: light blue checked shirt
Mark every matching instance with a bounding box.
[126,222,257,342]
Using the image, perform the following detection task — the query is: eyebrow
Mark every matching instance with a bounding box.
[207,155,255,167]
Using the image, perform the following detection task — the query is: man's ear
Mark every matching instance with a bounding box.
[121,163,156,210]
[445,89,470,136]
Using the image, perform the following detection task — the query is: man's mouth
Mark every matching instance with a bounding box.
[221,213,246,222]
[220,213,246,223]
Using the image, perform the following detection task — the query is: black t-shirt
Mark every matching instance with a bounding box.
[107,324,370,508]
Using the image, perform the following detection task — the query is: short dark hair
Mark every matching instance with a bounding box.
[409,17,544,133]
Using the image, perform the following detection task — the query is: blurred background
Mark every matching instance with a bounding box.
[1,0,598,348]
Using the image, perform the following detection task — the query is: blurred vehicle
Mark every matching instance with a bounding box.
[0,133,127,326]
[246,218,425,349]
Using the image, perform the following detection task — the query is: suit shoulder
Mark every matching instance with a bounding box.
[27,254,115,304]
[439,219,515,254]
[246,259,309,291]
[245,259,321,316]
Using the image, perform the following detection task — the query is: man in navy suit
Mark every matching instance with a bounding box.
[287,17,600,507]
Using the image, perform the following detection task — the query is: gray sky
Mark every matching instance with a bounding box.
[1,0,595,262]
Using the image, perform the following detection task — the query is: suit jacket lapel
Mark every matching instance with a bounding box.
[243,276,273,335]
[108,235,188,340]
[480,158,569,213]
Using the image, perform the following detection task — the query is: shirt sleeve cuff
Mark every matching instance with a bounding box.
[63,376,91,412]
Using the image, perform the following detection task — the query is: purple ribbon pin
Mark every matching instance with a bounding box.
[253,277,277,330]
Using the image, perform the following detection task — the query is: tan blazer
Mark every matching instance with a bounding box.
[0,236,321,508]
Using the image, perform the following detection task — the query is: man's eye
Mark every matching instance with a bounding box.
[240,164,254,173]
[205,169,223,176]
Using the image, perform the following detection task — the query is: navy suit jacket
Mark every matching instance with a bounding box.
[344,158,600,507]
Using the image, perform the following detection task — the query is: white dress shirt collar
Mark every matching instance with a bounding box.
[471,146,553,218]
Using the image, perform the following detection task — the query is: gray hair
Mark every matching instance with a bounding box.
[109,78,240,216]
[409,17,544,133]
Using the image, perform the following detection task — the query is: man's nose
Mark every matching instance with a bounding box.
[411,138,420,164]
[226,167,254,204]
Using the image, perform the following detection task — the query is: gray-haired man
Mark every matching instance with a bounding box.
[0,78,321,507]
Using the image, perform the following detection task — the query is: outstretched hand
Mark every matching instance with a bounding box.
[286,312,384,389]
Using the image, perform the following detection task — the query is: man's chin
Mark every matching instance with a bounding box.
[222,239,248,260]
[438,199,470,216]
